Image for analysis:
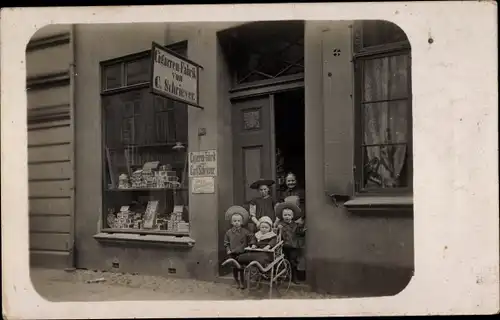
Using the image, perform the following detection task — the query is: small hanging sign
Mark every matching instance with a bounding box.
[188,150,217,177]
[192,177,215,194]
[150,42,203,109]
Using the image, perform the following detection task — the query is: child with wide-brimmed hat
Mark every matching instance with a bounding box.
[276,201,305,283]
[276,180,307,281]
[223,205,252,289]
[247,178,278,233]
[277,172,306,224]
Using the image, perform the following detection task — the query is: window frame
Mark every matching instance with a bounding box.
[98,41,192,238]
[353,41,413,196]
[99,40,188,95]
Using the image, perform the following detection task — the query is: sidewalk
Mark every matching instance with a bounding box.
[30,268,333,301]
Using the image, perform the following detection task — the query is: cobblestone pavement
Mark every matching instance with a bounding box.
[31,268,335,301]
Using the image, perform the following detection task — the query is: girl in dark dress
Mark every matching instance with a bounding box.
[247,179,278,233]
[237,216,277,267]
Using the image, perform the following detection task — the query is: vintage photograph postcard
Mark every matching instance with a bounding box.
[1,2,498,319]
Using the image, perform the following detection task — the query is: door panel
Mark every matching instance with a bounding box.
[232,96,273,204]
[243,147,262,202]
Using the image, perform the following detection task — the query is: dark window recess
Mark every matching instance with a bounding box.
[362,20,409,48]
[121,117,135,145]
[154,97,176,143]
[125,57,150,86]
[103,64,123,90]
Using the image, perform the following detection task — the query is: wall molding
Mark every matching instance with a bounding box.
[28,104,71,125]
[26,32,71,53]
[26,71,70,91]
[229,73,304,100]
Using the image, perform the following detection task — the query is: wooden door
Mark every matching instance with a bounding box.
[232,96,274,204]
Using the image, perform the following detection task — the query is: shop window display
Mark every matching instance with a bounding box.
[100,42,190,236]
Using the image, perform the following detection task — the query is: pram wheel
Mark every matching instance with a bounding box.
[244,265,262,290]
[275,258,292,295]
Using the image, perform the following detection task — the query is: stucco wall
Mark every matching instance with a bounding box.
[305,21,414,297]
[26,24,75,269]
[74,22,237,280]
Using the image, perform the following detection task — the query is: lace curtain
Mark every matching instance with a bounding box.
[362,54,410,189]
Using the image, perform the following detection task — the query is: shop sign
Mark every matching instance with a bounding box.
[150,42,203,109]
[192,177,215,194]
[188,150,217,177]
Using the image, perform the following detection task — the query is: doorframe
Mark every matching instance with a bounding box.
[269,93,277,198]
[221,77,305,276]
[229,73,304,101]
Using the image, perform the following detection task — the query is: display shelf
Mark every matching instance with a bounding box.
[107,142,188,151]
[106,187,188,192]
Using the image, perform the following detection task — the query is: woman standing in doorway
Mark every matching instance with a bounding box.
[278,173,305,221]
[247,179,278,233]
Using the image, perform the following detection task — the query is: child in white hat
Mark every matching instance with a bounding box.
[237,216,277,267]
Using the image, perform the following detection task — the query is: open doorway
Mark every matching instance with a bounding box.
[274,89,305,190]
[274,88,306,282]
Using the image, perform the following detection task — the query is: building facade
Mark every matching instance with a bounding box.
[26,24,75,268]
[28,20,414,297]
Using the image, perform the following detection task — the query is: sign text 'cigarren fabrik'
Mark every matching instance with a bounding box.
[189,150,217,177]
[151,42,202,108]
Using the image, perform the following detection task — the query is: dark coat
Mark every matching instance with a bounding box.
[278,220,305,249]
[224,227,252,254]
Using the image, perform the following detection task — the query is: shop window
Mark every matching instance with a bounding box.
[100,41,190,236]
[353,22,413,194]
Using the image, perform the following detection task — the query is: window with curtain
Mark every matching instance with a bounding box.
[354,22,412,193]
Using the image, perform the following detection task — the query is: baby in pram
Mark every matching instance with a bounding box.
[237,216,278,267]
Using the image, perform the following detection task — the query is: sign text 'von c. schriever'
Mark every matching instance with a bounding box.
[151,45,199,106]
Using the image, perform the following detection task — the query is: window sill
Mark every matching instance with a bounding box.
[93,232,196,248]
[344,195,413,216]
[101,228,190,237]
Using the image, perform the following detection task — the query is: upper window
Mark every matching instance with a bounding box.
[100,42,191,236]
[354,21,412,194]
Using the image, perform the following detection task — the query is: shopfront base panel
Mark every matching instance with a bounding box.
[76,241,220,281]
[307,259,413,297]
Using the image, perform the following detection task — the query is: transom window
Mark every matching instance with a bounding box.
[218,20,304,85]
